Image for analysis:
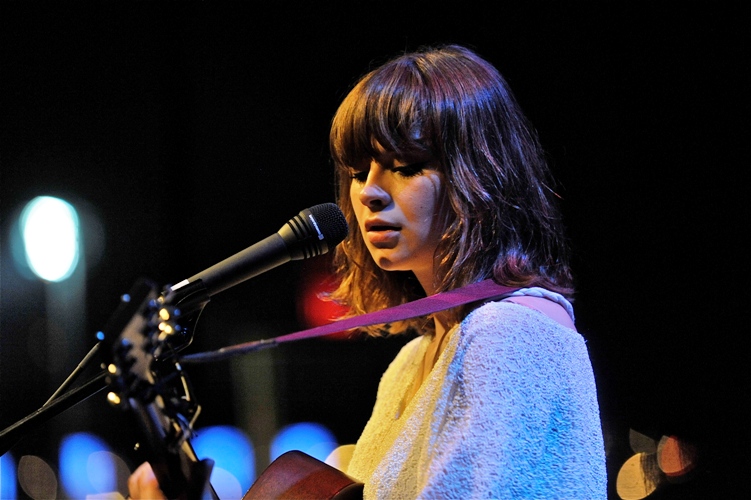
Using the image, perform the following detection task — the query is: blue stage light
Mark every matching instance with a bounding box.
[270,422,338,463]
[0,452,17,499]
[59,432,115,498]
[192,425,255,498]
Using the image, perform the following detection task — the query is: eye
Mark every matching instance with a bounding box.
[393,162,428,178]
[350,169,369,183]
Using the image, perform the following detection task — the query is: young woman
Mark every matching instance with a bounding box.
[129,44,606,499]
[325,44,606,498]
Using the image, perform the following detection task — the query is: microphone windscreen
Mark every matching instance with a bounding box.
[309,203,348,246]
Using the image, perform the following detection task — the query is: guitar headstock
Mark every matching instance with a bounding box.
[99,278,215,499]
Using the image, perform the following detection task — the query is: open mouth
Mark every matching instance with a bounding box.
[369,225,400,231]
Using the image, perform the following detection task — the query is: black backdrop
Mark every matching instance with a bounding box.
[1,2,748,498]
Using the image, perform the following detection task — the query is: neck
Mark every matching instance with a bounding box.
[433,311,449,337]
[413,268,453,338]
[419,312,452,384]
[414,268,437,297]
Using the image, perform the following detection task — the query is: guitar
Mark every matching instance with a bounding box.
[244,450,363,500]
[102,278,363,499]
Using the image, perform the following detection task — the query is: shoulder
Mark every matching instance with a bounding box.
[502,295,576,330]
[462,299,575,337]
[464,298,578,334]
[448,300,601,426]
[455,300,589,371]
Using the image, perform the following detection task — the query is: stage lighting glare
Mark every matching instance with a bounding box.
[21,196,81,282]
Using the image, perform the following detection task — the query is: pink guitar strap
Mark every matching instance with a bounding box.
[181,279,519,364]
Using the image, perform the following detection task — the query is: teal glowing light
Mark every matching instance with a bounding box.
[21,196,81,282]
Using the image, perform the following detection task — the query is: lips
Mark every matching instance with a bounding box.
[364,219,401,246]
[364,219,401,232]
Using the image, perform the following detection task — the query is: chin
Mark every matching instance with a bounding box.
[374,259,399,271]
[372,255,405,272]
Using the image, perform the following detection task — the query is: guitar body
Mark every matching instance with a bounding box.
[243,451,363,500]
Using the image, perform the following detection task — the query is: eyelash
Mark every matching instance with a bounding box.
[350,170,368,183]
[350,162,427,183]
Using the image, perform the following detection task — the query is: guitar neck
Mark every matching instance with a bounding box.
[131,397,218,500]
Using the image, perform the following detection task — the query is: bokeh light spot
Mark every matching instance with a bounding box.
[59,432,116,498]
[20,196,80,282]
[18,455,57,499]
[89,450,131,494]
[1,453,18,499]
[192,425,255,497]
[270,422,338,463]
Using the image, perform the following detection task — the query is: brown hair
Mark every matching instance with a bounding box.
[329,44,573,336]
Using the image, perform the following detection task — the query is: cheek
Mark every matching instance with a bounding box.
[349,185,362,217]
[415,176,443,222]
[423,184,448,244]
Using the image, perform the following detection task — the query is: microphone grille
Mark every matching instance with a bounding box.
[309,202,349,246]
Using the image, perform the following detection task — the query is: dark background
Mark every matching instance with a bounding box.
[1,2,748,498]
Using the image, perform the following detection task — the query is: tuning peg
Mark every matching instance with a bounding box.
[106,391,124,408]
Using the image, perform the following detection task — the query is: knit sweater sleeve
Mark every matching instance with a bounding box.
[419,301,606,499]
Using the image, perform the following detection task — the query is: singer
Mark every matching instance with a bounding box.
[130,44,606,498]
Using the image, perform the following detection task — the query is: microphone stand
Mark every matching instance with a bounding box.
[1,337,105,455]
[1,336,110,457]
[44,341,102,406]
[0,278,211,458]
[0,370,107,456]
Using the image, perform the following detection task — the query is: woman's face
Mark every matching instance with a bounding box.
[348,146,445,292]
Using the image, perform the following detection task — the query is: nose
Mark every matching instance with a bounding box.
[357,164,391,210]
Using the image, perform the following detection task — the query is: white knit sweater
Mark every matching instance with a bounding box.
[346,298,607,499]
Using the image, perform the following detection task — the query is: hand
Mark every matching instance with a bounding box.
[128,462,167,500]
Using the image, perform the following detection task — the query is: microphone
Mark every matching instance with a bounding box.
[171,203,348,297]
